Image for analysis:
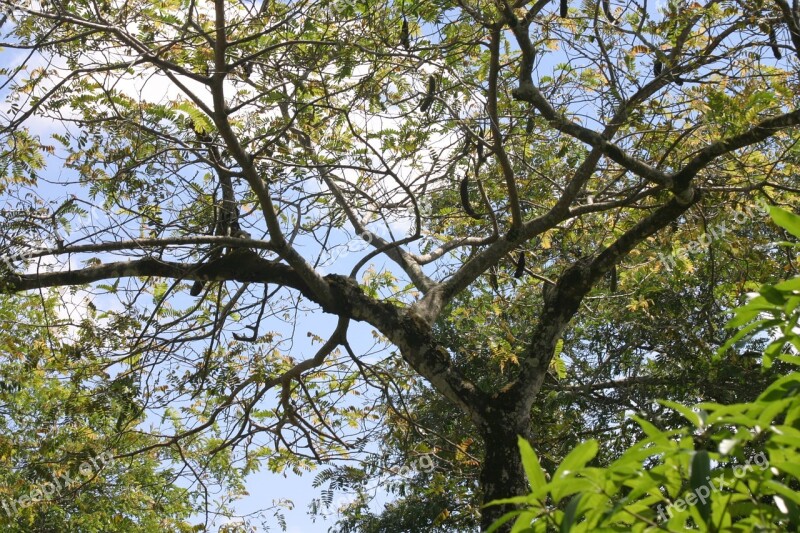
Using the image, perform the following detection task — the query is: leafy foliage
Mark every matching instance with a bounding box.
[0,291,200,532]
[0,0,799,530]
[490,206,800,532]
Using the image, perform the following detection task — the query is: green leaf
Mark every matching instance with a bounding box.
[689,450,711,525]
[757,397,792,428]
[764,479,800,505]
[554,440,598,480]
[485,510,525,533]
[629,415,671,445]
[175,102,214,133]
[776,496,800,530]
[511,510,538,532]
[518,436,547,495]
[550,339,567,379]
[560,494,582,533]
[717,319,781,358]
[776,277,800,291]
[659,400,702,428]
[760,373,800,401]
[553,338,564,359]
[548,476,597,503]
[762,285,787,306]
[770,206,800,239]
[772,461,800,480]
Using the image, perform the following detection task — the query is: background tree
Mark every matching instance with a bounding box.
[0,0,799,530]
[0,290,215,532]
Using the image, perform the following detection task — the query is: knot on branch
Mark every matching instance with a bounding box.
[195,248,262,280]
[505,226,521,242]
[544,257,592,311]
[324,274,365,312]
[512,84,535,102]
[673,186,697,206]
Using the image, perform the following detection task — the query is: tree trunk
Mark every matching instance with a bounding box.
[479,412,531,532]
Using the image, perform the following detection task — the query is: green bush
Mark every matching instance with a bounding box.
[489,206,800,532]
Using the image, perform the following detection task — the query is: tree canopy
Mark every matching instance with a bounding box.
[0,0,799,530]
[489,206,800,532]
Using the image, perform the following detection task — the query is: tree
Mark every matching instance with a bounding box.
[1,0,799,530]
[489,206,800,531]
[327,195,791,531]
[0,290,200,532]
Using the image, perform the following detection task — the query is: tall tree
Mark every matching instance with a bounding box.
[0,290,206,532]
[1,0,799,530]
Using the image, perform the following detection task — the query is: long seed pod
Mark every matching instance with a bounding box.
[400,16,410,50]
[560,0,568,18]
[190,280,204,296]
[609,265,617,292]
[476,127,487,166]
[489,268,499,291]
[462,137,472,157]
[460,175,482,219]
[526,115,535,134]
[243,62,253,79]
[602,0,615,23]
[769,27,782,59]
[653,59,662,77]
[513,251,526,278]
[419,75,435,112]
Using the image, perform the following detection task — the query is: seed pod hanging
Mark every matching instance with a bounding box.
[513,252,526,278]
[460,175,483,220]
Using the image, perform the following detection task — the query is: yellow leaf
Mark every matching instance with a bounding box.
[434,509,451,525]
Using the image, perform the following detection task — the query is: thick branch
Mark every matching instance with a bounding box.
[673,108,800,190]
[498,194,701,413]
[512,83,673,190]
[204,7,334,307]
[0,251,311,295]
[0,253,489,427]
[324,275,489,426]
[488,24,522,232]
[0,236,276,265]
[556,375,667,394]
